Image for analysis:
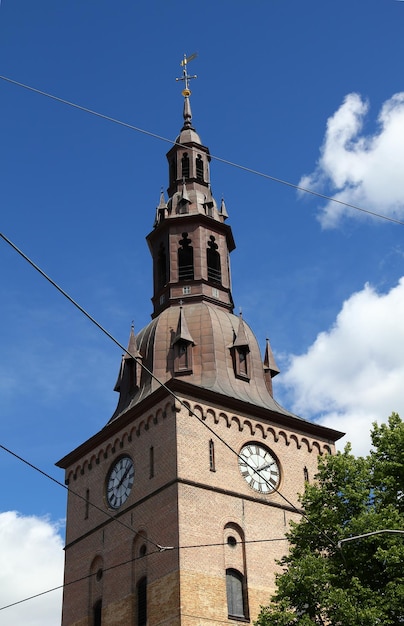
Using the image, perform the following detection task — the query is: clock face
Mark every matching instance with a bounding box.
[106,456,135,510]
[238,443,280,493]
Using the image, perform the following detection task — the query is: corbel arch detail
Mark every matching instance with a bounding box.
[290,434,301,449]
[312,441,321,454]
[278,431,289,446]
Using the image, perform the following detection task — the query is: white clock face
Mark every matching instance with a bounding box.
[106,456,135,509]
[238,443,280,493]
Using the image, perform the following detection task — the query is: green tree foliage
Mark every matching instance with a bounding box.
[256,413,404,626]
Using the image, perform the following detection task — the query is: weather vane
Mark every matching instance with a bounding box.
[176,53,197,97]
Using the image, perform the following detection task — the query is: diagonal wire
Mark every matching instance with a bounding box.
[0,229,337,549]
[0,443,165,551]
[0,536,288,612]
[1,74,404,226]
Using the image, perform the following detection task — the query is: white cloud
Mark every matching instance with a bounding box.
[299,92,404,228]
[279,278,404,456]
[0,512,64,626]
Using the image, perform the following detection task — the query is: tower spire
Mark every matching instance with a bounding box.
[176,53,198,130]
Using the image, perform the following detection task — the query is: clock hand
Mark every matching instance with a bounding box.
[258,462,275,471]
[117,465,131,488]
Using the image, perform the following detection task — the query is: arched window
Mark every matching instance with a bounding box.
[137,577,147,626]
[196,154,204,181]
[139,544,147,558]
[181,153,190,179]
[93,599,102,626]
[178,233,194,280]
[226,569,248,620]
[207,235,221,283]
[169,158,177,187]
[157,242,167,289]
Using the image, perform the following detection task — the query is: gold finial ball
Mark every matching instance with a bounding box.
[182,88,191,97]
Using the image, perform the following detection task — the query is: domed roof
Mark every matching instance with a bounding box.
[110,302,295,422]
[175,125,202,146]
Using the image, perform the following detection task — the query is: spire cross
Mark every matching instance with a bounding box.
[176,53,197,97]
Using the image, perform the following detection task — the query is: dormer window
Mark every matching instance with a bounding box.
[196,154,204,181]
[181,153,190,179]
[172,306,195,375]
[230,345,251,381]
[230,315,250,381]
[174,339,193,373]
[238,347,249,377]
[178,199,189,215]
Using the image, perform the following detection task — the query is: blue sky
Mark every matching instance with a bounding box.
[1,1,404,622]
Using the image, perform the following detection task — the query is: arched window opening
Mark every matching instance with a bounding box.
[196,154,204,181]
[207,235,221,283]
[157,242,167,289]
[181,153,190,179]
[139,544,147,558]
[93,599,102,626]
[209,439,215,472]
[226,569,248,620]
[169,158,177,187]
[178,233,194,280]
[137,577,147,626]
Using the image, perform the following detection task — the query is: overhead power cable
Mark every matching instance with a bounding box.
[0,535,288,612]
[0,230,337,550]
[0,443,165,552]
[0,73,348,611]
[1,74,403,227]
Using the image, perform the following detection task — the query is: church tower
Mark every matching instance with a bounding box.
[57,58,343,626]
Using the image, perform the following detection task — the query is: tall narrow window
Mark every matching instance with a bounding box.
[231,345,250,381]
[169,158,177,187]
[196,154,204,181]
[207,235,221,283]
[303,466,309,482]
[209,439,215,472]
[149,446,154,478]
[178,233,194,280]
[174,339,193,373]
[93,600,102,626]
[226,569,248,620]
[238,347,248,377]
[85,488,90,520]
[157,243,167,289]
[179,341,188,369]
[181,153,190,179]
[137,577,147,626]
